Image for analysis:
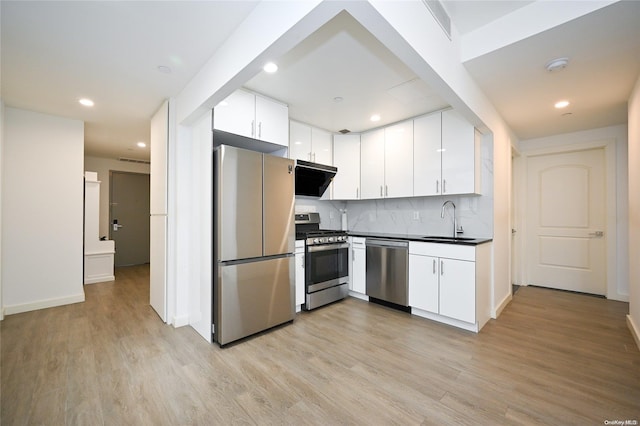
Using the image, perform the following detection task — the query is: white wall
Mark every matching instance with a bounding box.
[518,125,629,301]
[628,75,640,348]
[84,156,150,238]
[172,0,516,334]
[2,108,85,314]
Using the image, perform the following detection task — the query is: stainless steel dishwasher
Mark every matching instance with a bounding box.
[365,238,409,307]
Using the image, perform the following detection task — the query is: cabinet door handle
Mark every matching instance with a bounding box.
[380,185,383,197]
[436,180,439,194]
[258,122,262,139]
[385,185,388,196]
[356,187,359,198]
[433,259,436,274]
[443,179,447,193]
[251,120,255,137]
[308,153,312,161]
[441,260,444,276]
[313,153,316,162]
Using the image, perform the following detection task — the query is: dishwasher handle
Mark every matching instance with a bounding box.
[365,239,409,249]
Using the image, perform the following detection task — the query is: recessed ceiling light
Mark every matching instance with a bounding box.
[545,57,569,72]
[554,100,570,109]
[79,98,94,107]
[263,62,278,73]
[137,142,146,148]
[333,96,344,103]
[157,65,172,74]
[370,114,381,122]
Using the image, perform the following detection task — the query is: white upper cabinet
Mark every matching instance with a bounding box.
[289,120,332,165]
[289,120,312,161]
[332,134,361,200]
[255,95,288,146]
[414,110,480,196]
[213,89,289,147]
[360,128,385,199]
[384,120,413,198]
[441,109,478,195]
[413,112,442,196]
[213,89,255,139]
[311,127,332,165]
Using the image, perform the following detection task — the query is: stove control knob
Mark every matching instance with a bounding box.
[313,238,320,244]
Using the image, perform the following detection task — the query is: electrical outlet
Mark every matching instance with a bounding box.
[413,211,420,220]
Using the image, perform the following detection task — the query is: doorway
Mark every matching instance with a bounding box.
[109,171,150,267]
[524,147,606,295]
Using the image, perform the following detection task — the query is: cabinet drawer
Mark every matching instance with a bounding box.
[409,241,475,261]
[351,237,366,247]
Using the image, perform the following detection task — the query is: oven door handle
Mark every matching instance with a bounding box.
[307,242,350,253]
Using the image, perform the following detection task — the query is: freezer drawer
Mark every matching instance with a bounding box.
[216,256,294,345]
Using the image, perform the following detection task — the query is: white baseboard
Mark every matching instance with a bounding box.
[84,275,115,284]
[411,307,479,333]
[172,314,190,328]
[349,291,369,301]
[492,292,513,319]
[4,292,85,316]
[627,314,640,351]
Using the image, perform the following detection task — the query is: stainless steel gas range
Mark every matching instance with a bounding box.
[295,213,349,310]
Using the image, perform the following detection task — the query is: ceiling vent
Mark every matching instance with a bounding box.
[422,0,451,40]
[338,129,351,134]
[118,157,151,165]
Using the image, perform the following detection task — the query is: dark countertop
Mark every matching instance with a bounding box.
[347,231,492,246]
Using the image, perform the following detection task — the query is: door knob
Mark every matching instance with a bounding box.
[589,231,604,237]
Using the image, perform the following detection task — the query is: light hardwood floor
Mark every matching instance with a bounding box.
[2,264,639,425]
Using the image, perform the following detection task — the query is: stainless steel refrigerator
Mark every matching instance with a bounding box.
[213,145,295,346]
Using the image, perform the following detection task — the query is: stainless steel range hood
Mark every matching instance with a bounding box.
[295,160,337,197]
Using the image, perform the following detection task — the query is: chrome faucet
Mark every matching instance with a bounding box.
[441,200,457,238]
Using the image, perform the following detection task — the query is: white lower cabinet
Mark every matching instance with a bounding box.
[349,237,367,297]
[408,241,491,332]
[295,240,305,310]
[408,254,439,313]
[438,258,476,324]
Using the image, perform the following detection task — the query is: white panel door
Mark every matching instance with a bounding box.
[150,214,167,322]
[255,95,288,146]
[439,258,475,323]
[384,120,413,198]
[360,128,385,199]
[150,100,168,215]
[441,109,475,195]
[213,89,255,138]
[414,112,442,196]
[526,148,606,295]
[333,134,361,200]
[289,120,312,161]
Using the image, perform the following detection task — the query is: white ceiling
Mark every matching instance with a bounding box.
[244,11,449,134]
[2,1,639,161]
[1,1,259,160]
